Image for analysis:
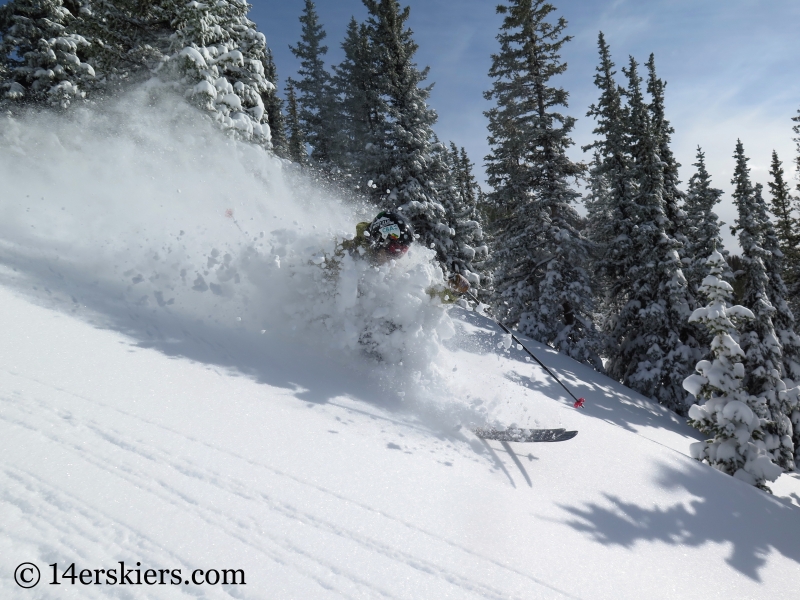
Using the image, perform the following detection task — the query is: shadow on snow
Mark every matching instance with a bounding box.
[557,459,800,581]
[0,247,403,412]
[452,309,701,440]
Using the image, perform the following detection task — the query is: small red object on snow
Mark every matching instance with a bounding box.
[573,398,585,409]
[225,208,234,218]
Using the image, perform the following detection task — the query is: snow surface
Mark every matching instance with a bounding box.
[1,91,800,598]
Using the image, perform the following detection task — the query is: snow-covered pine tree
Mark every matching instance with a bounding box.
[458,146,492,290]
[454,146,482,220]
[163,0,272,146]
[685,250,785,490]
[680,147,728,402]
[78,0,171,94]
[768,150,800,320]
[731,141,795,471]
[758,185,800,465]
[646,55,687,251]
[0,29,7,92]
[584,33,635,321]
[0,5,8,81]
[605,56,696,412]
[683,147,727,299]
[436,142,487,286]
[791,110,800,320]
[645,52,702,384]
[582,149,609,280]
[455,146,494,294]
[483,0,600,369]
[757,177,800,386]
[331,16,386,190]
[262,47,288,158]
[285,82,308,165]
[361,0,452,264]
[793,108,800,197]
[0,0,94,109]
[768,151,799,265]
[287,0,338,166]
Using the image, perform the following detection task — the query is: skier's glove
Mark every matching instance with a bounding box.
[449,274,471,295]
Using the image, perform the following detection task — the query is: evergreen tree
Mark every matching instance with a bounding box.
[685,251,784,491]
[585,40,696,408]
[285,82,308,164]
[757,178,800,385]
[361,0,452,266]
[439,142,488,285]
[645,53,701,384]
[0,0,94,109]
[646,54,686,247]
[455,147,482,215]
[603,56,695,412]
[484,0,600,368]
[457,146,494,293]
[731,141,794,470]
[460,146,492,285]
[584,33,634,311]
[79,0,171,94]
[331,16,383,182]
[164,0,272,146]
[792,107,800,320]
[0,36,7,94]
[288,0,337,165]
[767,150,800,319]
[582,149,609,285]
[757,182,800,468]
[683,147,727,300]
[768,151,799,264]
[793,108,800,197]
[263,47,288,158]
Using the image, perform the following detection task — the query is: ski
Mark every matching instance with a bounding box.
[473,427,578,443]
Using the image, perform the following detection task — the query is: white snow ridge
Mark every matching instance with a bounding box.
[1,90,800,599]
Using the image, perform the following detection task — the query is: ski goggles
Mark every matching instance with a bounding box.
[385,239,410,257]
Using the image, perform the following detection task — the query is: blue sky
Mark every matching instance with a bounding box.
[3,0,798,250]
[254,0,800,251]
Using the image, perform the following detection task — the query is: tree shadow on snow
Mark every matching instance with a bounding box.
[451,309,701,440]
[557,459,800,581]
[0,249,403,413]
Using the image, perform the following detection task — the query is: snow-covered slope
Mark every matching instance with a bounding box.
[2,92,800,599]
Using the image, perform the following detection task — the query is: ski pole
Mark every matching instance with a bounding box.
[464,291,585,409]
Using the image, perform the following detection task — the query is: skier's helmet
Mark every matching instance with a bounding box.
[367,210,415,257]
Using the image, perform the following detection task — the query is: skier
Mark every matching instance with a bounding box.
[340,210,416,264]
[336,215,586,421]
[338,210,471,302]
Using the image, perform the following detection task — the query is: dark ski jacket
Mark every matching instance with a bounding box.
[333,222,464,304]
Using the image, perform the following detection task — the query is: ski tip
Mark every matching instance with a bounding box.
[573,398,585,409]
[556,430,578,441]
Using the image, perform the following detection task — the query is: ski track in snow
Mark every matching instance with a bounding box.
[4,267,800,599]
[0,366,580,600]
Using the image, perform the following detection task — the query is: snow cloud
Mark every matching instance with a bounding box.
[0,86,468,424]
